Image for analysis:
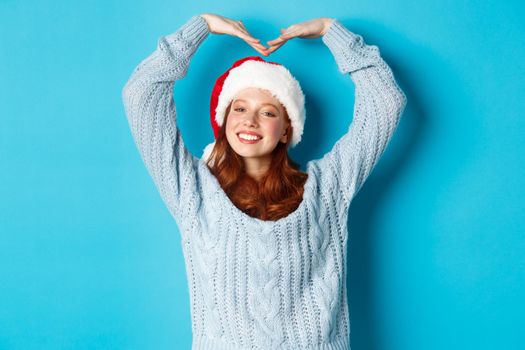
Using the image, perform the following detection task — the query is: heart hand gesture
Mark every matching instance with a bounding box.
[200,14,335,56]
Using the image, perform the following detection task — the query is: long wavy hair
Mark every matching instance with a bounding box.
[205,103,308,221]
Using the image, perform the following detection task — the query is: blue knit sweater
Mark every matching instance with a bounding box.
[122,14,407,350]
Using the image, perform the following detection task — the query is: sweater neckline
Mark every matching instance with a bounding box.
[198,158,314,227]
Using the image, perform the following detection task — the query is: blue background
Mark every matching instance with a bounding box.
[1,0,524,349]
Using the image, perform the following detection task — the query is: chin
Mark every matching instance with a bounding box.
[227,138,276,159]
[231,146,266,158]
[234,149,260,158]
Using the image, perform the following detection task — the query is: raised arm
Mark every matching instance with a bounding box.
[314,19,407,205]
[121,15,210,224]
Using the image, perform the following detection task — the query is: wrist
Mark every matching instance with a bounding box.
[199,13,212,31]
[321,18,335,36]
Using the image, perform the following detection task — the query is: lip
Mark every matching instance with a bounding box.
[237,130,262,138]
[237,131,263,144]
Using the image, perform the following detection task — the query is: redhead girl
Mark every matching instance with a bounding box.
[122,13,406,350]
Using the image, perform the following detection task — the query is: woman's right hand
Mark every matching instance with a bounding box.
[200,13,270,56]
[266,17,335,55]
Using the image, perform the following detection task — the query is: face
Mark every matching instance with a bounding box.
[225,87,290,161]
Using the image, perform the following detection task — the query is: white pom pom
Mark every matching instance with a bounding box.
[201,141,216,164]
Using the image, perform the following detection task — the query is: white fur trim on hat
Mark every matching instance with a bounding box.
[214,60,306,148]
[201,141,216,164]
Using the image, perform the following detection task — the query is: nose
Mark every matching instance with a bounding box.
[242,112,258,127]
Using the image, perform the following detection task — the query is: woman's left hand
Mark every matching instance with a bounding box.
[266,17,335,55]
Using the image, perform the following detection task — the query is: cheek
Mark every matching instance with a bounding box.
[226,113,241,126]
[225,116,236,132]
[265,120,285,137]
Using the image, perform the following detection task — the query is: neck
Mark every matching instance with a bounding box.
[243,155,272,182]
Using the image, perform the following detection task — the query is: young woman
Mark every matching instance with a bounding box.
[122,13,407,350]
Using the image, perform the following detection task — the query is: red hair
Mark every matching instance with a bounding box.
[205,103,308,221]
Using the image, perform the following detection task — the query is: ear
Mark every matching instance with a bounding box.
[280,124,289,143]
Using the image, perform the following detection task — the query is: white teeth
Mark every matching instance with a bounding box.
[238,133,261,141]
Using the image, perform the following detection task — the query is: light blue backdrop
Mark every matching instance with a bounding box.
[1,0,524,349]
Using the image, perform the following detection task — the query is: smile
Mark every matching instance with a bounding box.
[237,133,262,143]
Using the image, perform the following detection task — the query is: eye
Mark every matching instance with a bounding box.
[263,111,276,117]
[234,107,245,112]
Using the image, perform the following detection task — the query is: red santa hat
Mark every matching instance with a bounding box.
[202,55,306,163]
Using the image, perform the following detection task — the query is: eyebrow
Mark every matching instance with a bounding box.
[233,99,279,109]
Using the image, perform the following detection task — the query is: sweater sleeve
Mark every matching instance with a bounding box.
[121,15,210,223]
[315,19,407,205]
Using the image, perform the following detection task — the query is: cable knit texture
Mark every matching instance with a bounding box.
[122,15,407,350]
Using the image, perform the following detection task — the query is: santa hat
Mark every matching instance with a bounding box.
[202,55,306,163]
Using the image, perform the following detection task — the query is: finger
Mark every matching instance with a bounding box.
[253,42,270,51]
[267,28,288,45]
[236,23,261,43]
[238,30,261,43]
[234,27,259,42]
[246,41,270,56]
[267,37,283,46]
[267,28,301,46]
[267,35,288,46]
[232,21,269,55]
[244,36,269,49]
[280,29,301,39]
[237,31,270,54]
[266,41,286,55]
[239,28,261,42]
[253,46,270,56]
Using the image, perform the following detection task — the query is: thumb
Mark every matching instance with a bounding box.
[280,28,291,38]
